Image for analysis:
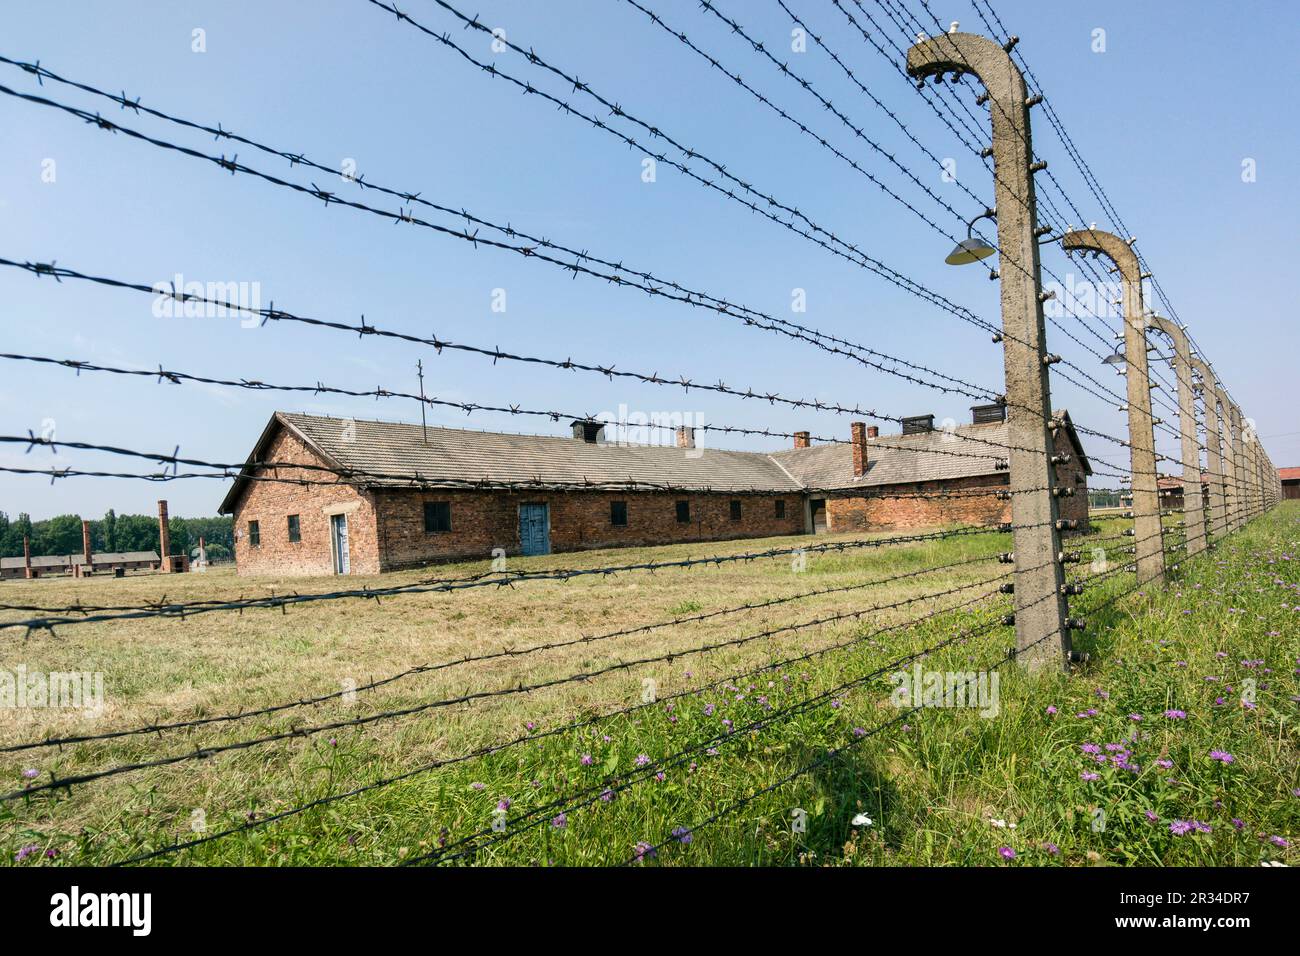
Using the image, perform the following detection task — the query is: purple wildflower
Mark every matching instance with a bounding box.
[671,826,693,845]
[1208,750,1235,765]
[997,846,1016,860]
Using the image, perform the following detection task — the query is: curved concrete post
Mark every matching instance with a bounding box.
[1148,317,1206,557]
[1242,413,1258,520]
[1191,358,1226,542]
[907,32,1070,671]
[1062,228,1163,586]
[1225,403,1242,531]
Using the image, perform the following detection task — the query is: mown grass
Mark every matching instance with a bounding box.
[0,507,1294,867]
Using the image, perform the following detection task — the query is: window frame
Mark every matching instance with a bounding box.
[424,500,452,534]
[287,514,301,544]
[775,499,786,519]
[248,520,260,549]
[729,499,742,521]
[675,500,691,524]
[610,500,628,527]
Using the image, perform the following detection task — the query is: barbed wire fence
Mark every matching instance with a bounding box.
[0,0,1280,867]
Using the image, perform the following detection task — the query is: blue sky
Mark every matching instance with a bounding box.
[2,0,1296,521]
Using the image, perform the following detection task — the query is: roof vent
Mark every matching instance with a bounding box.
[970,403,1007,424]
[901,414,936,435]
[571,420,606,444]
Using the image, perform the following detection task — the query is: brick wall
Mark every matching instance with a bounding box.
[826,473,1012,532]
[231,428,381,576]
[375,489,805,570]
[824,430,1090,533]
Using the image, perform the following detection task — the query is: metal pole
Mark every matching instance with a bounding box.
[1148,316,1205,557]
[416,359,429,445]
[907,32,1071,672]
[1061,228,1163,587]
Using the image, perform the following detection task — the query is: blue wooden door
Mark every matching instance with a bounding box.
[518,503,550,556]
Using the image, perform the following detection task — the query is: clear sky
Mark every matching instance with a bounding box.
[2,0,1296,521]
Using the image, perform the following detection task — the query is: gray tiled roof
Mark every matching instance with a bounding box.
[219,411,1090,513]
[280,413,803,493]
[771,422,1011,490]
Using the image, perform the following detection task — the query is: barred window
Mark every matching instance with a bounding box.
[287,515,301,543]
[675,500,690,523]
[730,500,742,521]
[248,520,260,548]
[424,501,451,533]
[611,500,628,526]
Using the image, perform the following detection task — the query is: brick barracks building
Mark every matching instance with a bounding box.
[219,407,1091,577]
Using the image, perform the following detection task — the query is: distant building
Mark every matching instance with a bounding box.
[219,407,1090,577]
[1281,467,1300,501]
[0,551,159,580]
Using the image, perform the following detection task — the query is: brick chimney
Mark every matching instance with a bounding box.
[23,534,32,579]
[82,519,93,571]
[866,425,879,439]
[793,431,810,449]
[675,426,696,449]
[851,422,869,477]
[157,499,172,573]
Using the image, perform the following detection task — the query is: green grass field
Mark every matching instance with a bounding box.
[1,506,1295,866]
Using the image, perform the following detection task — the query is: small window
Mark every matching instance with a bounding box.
[248,520,260,548]
[730,499,742,521]
[775,499,786,519]
[424,501,451,533]
[675,500,691,524]
[611,500,628,527]
[287,514,301,543]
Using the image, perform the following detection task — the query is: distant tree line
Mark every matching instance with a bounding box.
[0,511,234,563]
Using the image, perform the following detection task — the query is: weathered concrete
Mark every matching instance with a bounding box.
[1148,317,1206,557]
[907,32,1070,671]
[1228,406,1244,531]
[1191,358,1227,542]
[1061,229,1162,587]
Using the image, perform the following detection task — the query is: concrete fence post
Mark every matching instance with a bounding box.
[906,31,1070,671]
[1228,406,1244,531]
[1061,228,1163,587]
[1191,359,1226,542]
[1218,392,1238,533]
[1147,316,1205,558]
